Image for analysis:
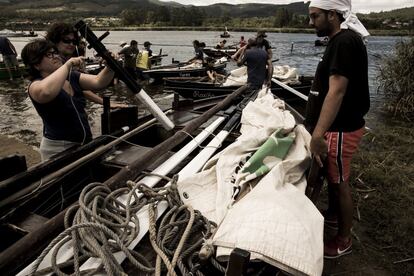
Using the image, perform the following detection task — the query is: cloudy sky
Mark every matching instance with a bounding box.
[158,0,414,13]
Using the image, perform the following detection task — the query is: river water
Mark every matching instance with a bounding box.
[0,31,408,148]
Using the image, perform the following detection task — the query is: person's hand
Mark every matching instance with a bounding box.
[67,56,85,70]
[110,102,128,109]
[266,79,272,87]
[310,134,327,167]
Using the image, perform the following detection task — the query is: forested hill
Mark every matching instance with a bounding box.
[0,0,412,30]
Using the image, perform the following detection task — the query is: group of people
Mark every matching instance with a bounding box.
[21,23,127,161]
[17,0,370,262]
[117,39,153,81]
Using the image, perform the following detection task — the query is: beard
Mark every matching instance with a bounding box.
[316,28,330,37]
[315,21,334,37]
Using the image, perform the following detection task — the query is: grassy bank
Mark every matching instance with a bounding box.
[349,106,414,274]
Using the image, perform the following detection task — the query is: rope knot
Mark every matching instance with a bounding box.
[198,238,215,260]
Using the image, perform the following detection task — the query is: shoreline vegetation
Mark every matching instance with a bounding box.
[28,26,412,37]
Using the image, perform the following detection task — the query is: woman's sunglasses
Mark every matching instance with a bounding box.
[61,38,78,45]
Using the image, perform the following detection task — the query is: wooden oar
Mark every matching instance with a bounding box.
[2,85,248,276]
[74,88,258,274]
[75,20,174,130]
[0,117,162,217]
[271,77,308,101]
[18,116,228,275]
[0,127,128,202]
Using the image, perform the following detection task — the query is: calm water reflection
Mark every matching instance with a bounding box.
[0,31,408,148]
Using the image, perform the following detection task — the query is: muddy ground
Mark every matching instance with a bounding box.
[0,134,40,167]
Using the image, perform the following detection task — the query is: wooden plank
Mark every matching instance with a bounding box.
[225,248,251,276]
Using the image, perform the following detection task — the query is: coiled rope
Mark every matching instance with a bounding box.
[30,174,224,276]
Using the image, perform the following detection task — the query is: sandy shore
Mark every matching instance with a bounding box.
[0,134,41,167]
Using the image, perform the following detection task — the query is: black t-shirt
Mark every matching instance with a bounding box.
[305,29,370,132]
[119,46,138,69]
[29,71,92,143]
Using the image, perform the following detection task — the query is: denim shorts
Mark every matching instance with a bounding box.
[40,136,80,161]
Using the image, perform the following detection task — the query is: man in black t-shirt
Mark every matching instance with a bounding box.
[306,0,370,259]
[119,40,139,80]
[256,31,272,60]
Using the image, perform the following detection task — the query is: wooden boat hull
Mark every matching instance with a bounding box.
[165,76,311,101]
[203,47,237,58]
[0,83,321,275]
[144,62,227,81]
[0,61,27,80]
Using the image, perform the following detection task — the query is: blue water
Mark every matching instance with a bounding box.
[0,31,408,147]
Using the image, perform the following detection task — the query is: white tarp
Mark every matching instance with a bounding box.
[177,90,323,276]
[222,65,300,87]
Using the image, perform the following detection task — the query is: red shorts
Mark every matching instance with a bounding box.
[325,127,365,184]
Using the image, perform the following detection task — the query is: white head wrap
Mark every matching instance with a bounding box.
[309,0,369,38]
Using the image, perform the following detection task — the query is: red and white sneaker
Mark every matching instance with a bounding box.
[324,236,352,259]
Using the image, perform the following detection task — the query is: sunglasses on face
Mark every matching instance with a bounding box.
[44,51,60,59]
[61,38,78,45]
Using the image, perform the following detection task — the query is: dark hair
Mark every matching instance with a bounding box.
[21,39,57,80]
[248,38,257,47]
[130,40,138,45]
[45,22,79,45]
[193,40,200,47]
[336,11,345,23]
[222,40,227,44]
[199,42,206,48]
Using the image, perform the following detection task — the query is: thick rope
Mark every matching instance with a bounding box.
[30,174,223,275]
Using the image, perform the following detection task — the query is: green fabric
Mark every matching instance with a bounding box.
[242,128,295,177]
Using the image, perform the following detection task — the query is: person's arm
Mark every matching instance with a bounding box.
[78,66,115,91]
[28,57,84,104]
[266,58,273,87]
[236,49,247,67]
[83,90,128,108]
[83,90,103,104]
[231,45,246,61]
[207,70,215,81]
[310,74,348,166]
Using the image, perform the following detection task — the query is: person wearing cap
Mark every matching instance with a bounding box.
[256,31,272,59]
[119,40,139,80]
[144,41,153,57]
[304,0,370,259]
